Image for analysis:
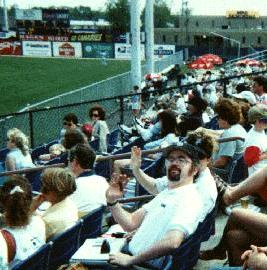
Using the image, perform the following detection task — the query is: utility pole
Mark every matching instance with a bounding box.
[130,0,142,88]
[181,0,189,45]
[2,0,9,32]
[145,0,154,74]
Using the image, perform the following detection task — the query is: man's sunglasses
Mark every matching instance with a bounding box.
[91,114,99,117]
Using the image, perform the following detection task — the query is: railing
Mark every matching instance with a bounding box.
[19,51,184,112]
[226,49,267,66]
[0,52,184,148]
[1,69,267,149]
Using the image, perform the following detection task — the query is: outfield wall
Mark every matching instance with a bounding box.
[0,40,176,60]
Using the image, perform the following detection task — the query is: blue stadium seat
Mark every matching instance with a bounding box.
[79,206,105,247]
[48,220,82,270]
[25,171,42,192]
[0,148,9,162]
[160,208,217,270]
[89,138,99,151]
[107,128,120,152]
[204,116,219,130]
[11,242,52,270]
[228,155,248,184]
[31,144,47,162]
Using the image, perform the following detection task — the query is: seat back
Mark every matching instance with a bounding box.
[228,155,248,184]
[0,148,9,162]
[25,171,42,192]
[162,208,216,270]
[11,242,52,270]
[79,206,105,247]
[31,144,47,162]
[107,128,120,152]
[48,220,82,270]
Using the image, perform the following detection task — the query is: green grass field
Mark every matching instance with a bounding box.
[0,57,131,115]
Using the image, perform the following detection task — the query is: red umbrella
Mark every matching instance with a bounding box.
[199,54,223,65]
[188,58,214,69]
[145,73,162,81]
[236,58,261,66]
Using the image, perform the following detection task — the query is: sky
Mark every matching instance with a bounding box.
[5,0,267,16]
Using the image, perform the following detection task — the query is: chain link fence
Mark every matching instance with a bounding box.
[0,51,184,148]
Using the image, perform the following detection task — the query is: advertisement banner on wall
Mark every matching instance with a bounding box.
[22,41,52,57]
[154,45,176,59]
[52,42,82,57]
[82,43,114,58]
[114,43,145,59]
[20,35,69,42]
[0,41,21,55]
[15,9,42,20]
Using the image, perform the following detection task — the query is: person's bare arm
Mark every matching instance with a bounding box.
[224,167,267,205]
[131,146,159,195]
[109,230,184,267]
[212,156,231,168]
[5,156,16,171]
[106,173,146,232]
[109,204,146,232]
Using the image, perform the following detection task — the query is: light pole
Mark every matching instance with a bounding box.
[210,31,240,58]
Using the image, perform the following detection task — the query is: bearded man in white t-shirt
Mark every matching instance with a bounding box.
[106,142,205,268]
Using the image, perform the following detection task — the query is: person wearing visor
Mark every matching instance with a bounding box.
[243,104,267,176]
[106,140,204,268]
[131,129,217,224]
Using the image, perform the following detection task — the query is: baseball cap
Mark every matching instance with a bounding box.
[231,91,256,105]
[165,142,202,164]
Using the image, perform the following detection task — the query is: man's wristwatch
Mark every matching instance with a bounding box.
[107,200,118,207]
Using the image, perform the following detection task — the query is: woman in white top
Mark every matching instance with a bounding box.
[0,175,46,264]
[5,128,35,171]
[88,105,110,153]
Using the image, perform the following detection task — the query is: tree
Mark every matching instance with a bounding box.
[105,0,130,35]
[154,0,172,28]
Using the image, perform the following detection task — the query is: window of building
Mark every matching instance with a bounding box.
[162,35,166,43]
[258,37,261,44]
[261,21,264,28]
[196,21,199,27]
[174,35,178,43]
[212,20,215,27]
[242,36,246,44]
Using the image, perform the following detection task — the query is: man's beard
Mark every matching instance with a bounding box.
[167,164,181,182]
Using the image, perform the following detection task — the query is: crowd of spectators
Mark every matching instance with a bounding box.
[2,60,267,269]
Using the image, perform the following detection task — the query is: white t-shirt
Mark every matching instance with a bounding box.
[155,168,217,222]
[6,148,35,170]
[244,127,267,175]
[5,215,46,261]
[213,124,247,160]
[129,184,203,256]
[70,174,109,215]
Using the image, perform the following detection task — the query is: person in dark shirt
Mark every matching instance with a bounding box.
[177,96,208,137]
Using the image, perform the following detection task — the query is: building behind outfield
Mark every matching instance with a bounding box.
[155,11,267,59]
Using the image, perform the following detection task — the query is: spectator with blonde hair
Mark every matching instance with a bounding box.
[5,128,35,171]
[31,168,78,240]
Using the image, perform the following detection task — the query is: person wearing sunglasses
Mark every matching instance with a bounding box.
[59,113,80,143]
[88,105,109,153]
